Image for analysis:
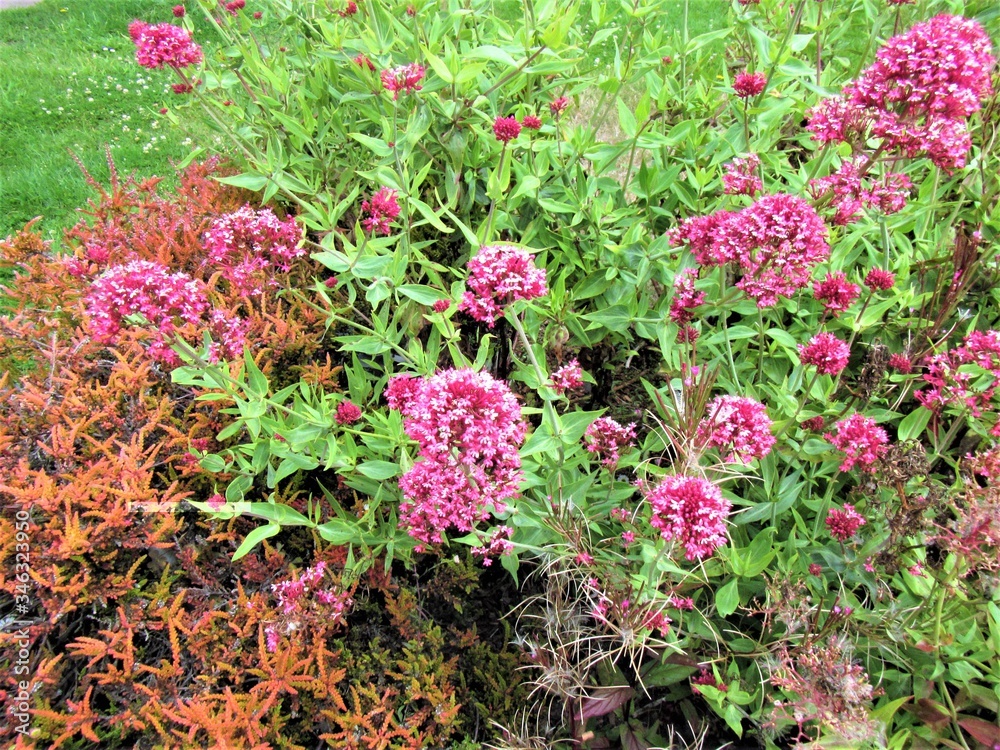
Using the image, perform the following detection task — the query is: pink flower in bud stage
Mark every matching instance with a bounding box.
[380,62,426,99]
[813,271,860,315]
[585,417,637,468]
[733,72,766,99]
[722,153,762,197]
[432,298,451,313]
[799,332,851,375]
[696,396,775,464]
[204,205,304,296]
[338,1,358,16]
[864,268,895,291]
[645,475,730,561]
[669,268,704,324]
[808,563,823,575]
[521,115,542,130]
[888,353,912,373]
[336,401,362,425]
[223,0,246,16]
[801,416,826,432]
[826,504,867,541]
[172,5,186,17]
[353,53,376,71]
[825,414,889,472]
[549,96,569,116]
[360,187,401,236]
[678,325,700,344]
[459,244,547,327]
[386,368,526,547]
[493,115,522,143]
[172,83,193,94]
[551,360,584,394]
[131,21,203,70]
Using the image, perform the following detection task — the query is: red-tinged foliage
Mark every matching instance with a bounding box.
[0,158,528,748]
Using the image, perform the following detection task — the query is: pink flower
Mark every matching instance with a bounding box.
[864,268,895,291]
[673,194,830,308]
[338,1,358,16]
[459,245,547,327]
[697,396,775,464]
[549,96,569,116]
[172,5,186,17]
[387,368,526,546]
[336,401,362,425]
[733,72,766,99]
[380,62,426,99]
[916,330,1000,415]
[799,333,850,375]
[85,260,244,365]
[825,414,889,472]
[131,21,203,70]
[493,115,522,143]
[809,159,912,224]
[521,115,542,130]
[722,153,762,197]
[471,526,514,566]
[551,360,584,394]
[645,475,730,561]
[360,187,401,236]
[669,268,704,324]
[584,417,637,468]
[203,205,304,296]
[813,271,860,315]
[826,504,867,541]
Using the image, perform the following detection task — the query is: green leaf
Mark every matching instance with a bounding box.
[217,173,268,192]
[232,523,280,560]
[398,284,444,306]
[349,133,392,157]
[356,461,399,480]
[199,454,227,473]
[715,578,740,617]
[242,502,314,526]
[897,406,931,442]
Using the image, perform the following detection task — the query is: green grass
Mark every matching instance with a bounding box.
[0,0,207,241]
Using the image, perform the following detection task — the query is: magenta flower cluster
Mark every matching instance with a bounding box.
[493,116,522,143]
[732,72,766,99]
[266,561,353,652]
[813,271,860,315]
[459,244,548,327]
[550,360,584,394]
[644,475,730,561]
[809,159,911,225]
[386,368,526,548]
[799,332,851,375]
[825,414,889,472]
[85,260,245,365]
[129,21,203,70]
[585,417,637,468]
[916,330,1000,416]
[670,194,830,308]
[669,268,705,324]
[826,504,867,542]
[471,525,514,566]
[203,205,304,296]
[808,15,995,170]
[380,63,426,99]
[360,187,401,236]
[722,153,763,197]
[696,396,775,464]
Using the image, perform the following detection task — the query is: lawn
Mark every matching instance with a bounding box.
[0,0,206,240]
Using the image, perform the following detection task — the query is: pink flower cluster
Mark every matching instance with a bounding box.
[266,561,353,653]
[380,63,426,99]
[386,368,526,547]
[809,159,911,224]
[696,396,775,464]
[813,271,860,315]
[585,417,637,468]
[826,504,867,541]
[551,360,584,394]
[670,194,830,308]
[799,332,851,375]
[360,187,401,236]
[733,72,766,99]
[85,260,245,365]
[916,330,1000,415]
[471,525,514,566]
[722,153,763,197]
[825,414,889,472]
[493,116,522,143]
[669,268,705,324]
[645,475,730,561]
[807,15,995,170]
[459,245,548,326]
[336,400,362,425]
[203,206,304,296]
[864,268,895,291]
[129,21,203,70]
